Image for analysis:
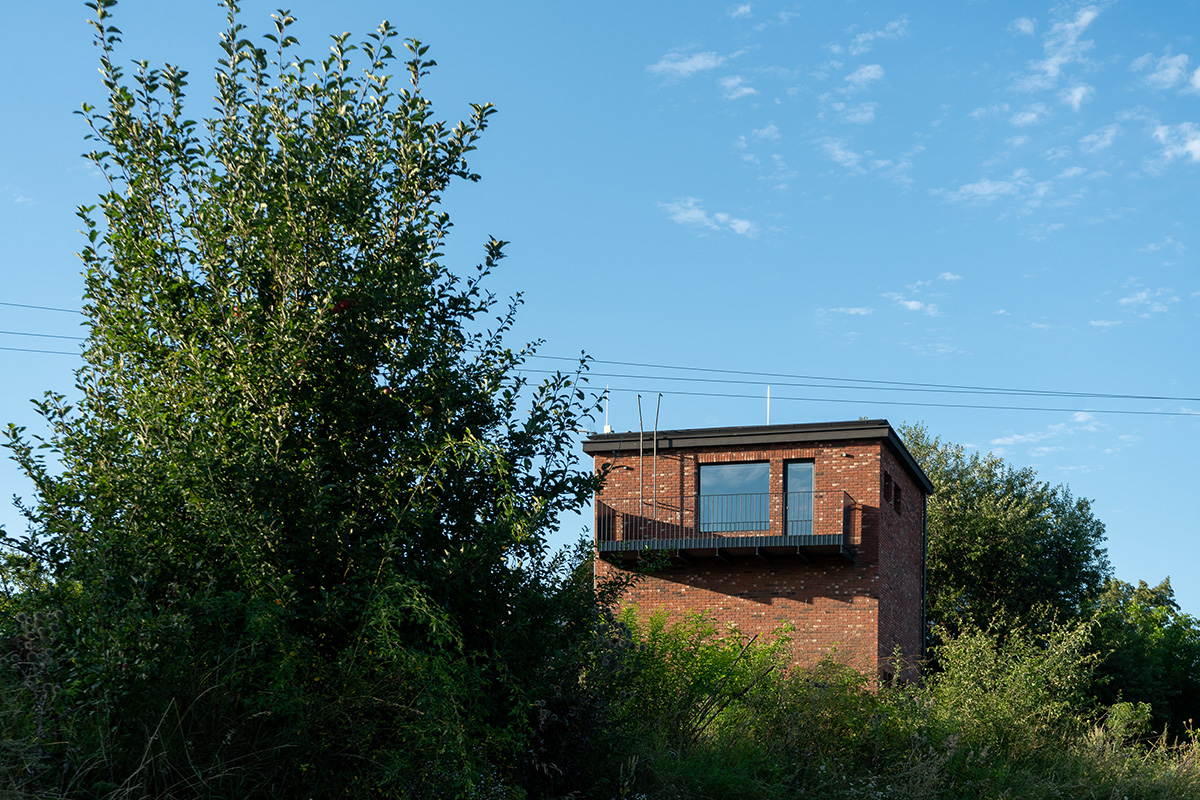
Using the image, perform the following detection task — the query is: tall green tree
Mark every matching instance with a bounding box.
[1,2,600,795]
[899,423,1111,642]
[1091,578,1200,733]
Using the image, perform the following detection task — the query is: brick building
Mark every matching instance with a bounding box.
[583,420,933,678]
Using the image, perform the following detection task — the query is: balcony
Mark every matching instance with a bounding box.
[596,490,857,564]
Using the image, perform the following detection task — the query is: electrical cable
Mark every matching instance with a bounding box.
[0,301,83,314]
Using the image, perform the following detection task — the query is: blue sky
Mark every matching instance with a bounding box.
[3,1,1198,610]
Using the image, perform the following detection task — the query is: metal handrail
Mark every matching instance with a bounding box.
[594,490,850,547]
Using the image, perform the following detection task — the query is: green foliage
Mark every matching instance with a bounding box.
[616,614,1200,800]
[925,622,1096,756]
[1091,578,1200,734]
[1,2,601,795]
[898,422,1111,641]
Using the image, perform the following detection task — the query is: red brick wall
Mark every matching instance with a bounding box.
[592,436,927,676]
[876,447,926,678]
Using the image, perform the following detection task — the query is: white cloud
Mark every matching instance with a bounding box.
[1132,51,1191,90]
[752,123,781,140]
[728,3,752,19]
[970,103,1011,119]
[1089,319,1121,327]
[1079,124,1118,153]
[647,51,725,79]
[1060,84,1093,111]
[720,75,758,99]
[659,197,758,237]
[991,412,1099,449]
[1007,134,1031,148]
[828,307,873,315]
[938,272,962,281]
[1009,103,1049,126]
[830,101,877,124]
[1154,122,1200,163]
[1117,286,1179,315]
[849,17,909,55]
[1009,17,1036,36]
[1,184,34,205]
[1139,235,1184,253]
[945,178,1021,203]
[844,64,885,89]
[821,138,863,168]
[883,292,941,316]
[1058,166,1087,178]
[1014,5,1101,91]
[1025,221,1065,241]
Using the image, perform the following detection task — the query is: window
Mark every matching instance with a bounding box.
[699,462,768,533]
[785,461,814,536]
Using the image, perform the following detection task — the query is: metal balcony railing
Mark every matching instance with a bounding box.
[595,490,856,558]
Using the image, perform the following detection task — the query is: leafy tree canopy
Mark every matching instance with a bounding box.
[1,1,601,794]
[1091,578,1200,733]
[899,422,1111,641]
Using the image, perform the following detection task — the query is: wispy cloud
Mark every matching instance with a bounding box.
[844,64,885,90]
[1153,122,1200,163]
[728,3,752,19]
[720,75,758,99]
[820,138,863,169]
[829,101,878,124]
[938,272,963,281]
[944,177,1022,203]
[883,292,941,316]
[828,307,873,315]
[1089,319,1121,327]
[990,412,1100,452]
[1117,286,1179,315]
[1009,17,1036,36]
[1013,5,1101,92]
[970,103,1011,119]
[1,183,34,205]
[1079,124,1119,153]
[1009,103,1049,126]
[659,197,758,236]
[752,123,781,140]
[1131,51,1192,90]
[1060,84,1093,111]
[647,51,725,79]
[1139,235,1185,253]
[848,17,909,55]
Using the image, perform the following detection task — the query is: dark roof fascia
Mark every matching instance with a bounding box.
[583,419,935,495]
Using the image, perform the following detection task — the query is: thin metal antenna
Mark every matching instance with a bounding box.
[637,394,644,509]
[603,385,612,433]
[652,393,662,516]
[767,385,771,425]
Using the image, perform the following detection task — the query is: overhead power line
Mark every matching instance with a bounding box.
[520,353,1200,404]
[0,345,80,356]
[0,301,84,314]
[566,382,1200,419]
[0,330,86,341]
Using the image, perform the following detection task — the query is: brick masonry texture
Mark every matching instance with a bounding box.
[589,424,928,680]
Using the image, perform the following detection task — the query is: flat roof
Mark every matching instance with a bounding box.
[583,419,935,494]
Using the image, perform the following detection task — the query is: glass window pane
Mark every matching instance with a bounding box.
[699,463,768,533]
[785,462,814,536]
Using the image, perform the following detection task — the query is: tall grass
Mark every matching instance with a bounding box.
[612,610,1200,800]
[4,605,1200,797]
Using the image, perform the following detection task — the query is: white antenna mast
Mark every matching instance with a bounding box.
[637,394,644,509]
[603,385,612,433]
[652,393,662,516]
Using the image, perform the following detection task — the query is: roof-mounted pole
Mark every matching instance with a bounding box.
[653,393,662,518]
[637,394,644,509]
